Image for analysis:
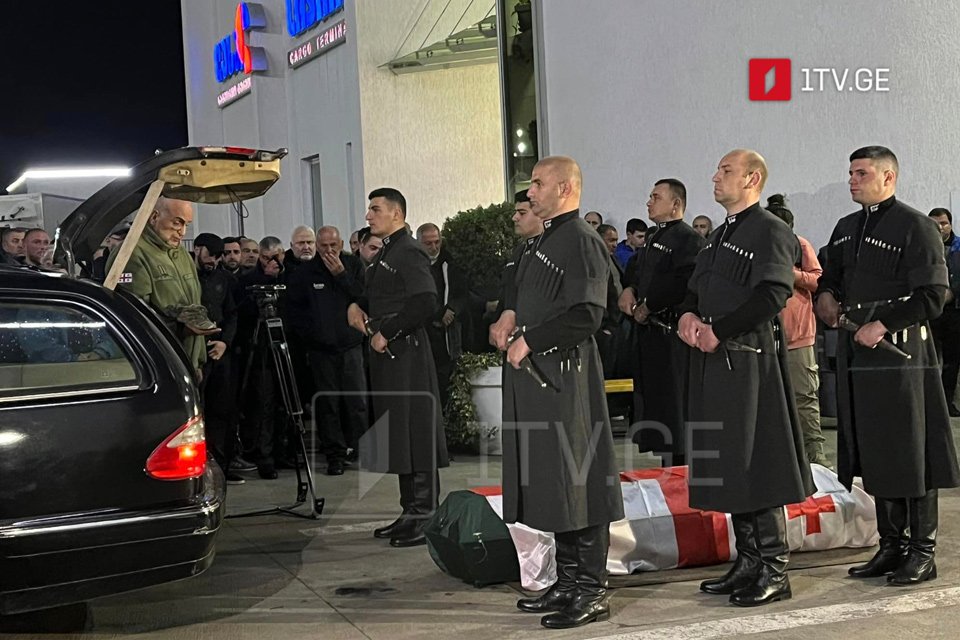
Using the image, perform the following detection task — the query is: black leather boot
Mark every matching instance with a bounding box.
[541,525,611,629]
[730,508,792,607]
[849,497,908,577]
[517,531,578,613]
[889,489,938,585]
[390,471,438,548]
[701,512,760,594]
[374,474,415,539]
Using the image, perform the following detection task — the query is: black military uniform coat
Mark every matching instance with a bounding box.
[501,210,624,533]
[623,219,705,459]
[818,196,960,498]
[685,204,814,514]
[360,228,449,475]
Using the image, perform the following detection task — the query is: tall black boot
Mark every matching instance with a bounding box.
[730,507,791,607]
[889,489,938,585]
[374,474,415,539]
[541,525,611,629]
[517,531,578,613]
[390,470,438,548]
[701,512,761,594]
[849,497,908,577]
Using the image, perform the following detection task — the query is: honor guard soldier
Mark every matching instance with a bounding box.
[347,188,448,548]
[492,156,624,629]
[678,149,814,607]
[618,179,705,466]
[815,146,960,585]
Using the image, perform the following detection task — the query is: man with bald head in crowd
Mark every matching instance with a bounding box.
[584,211,603,229]
[285,225,368,476]
[108,197,211,375]
[418,222,468,412]
[285,225,317,276]
[678,149,813,606]
[692,215,714,238]
[493,156,624,629]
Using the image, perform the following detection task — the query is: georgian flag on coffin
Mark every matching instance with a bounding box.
[472,464,878,592]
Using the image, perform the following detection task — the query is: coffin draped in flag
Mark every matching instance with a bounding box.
[424,490,521,587]
[431,465,878,591]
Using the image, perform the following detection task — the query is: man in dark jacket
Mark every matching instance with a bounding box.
[236,236,286,479]
[417,223,468,412]
[816,146,960,586]
[679,149,813,607]
[193,233,243,484]
[493,156,624,629]
[928,207,960,416]
[286,226,368,476]
[347,188,448,549]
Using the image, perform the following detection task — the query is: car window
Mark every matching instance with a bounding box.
[0,301,138,399]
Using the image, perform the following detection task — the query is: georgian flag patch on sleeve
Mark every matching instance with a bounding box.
[118,273,133,284]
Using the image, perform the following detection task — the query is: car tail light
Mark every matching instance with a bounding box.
[145,417,207,480]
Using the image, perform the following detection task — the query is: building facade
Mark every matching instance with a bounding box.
[183,1,960,249]
[182,0,505,241]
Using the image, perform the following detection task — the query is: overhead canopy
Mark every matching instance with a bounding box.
[386,0,497,74]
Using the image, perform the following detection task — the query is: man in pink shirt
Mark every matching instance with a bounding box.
[767,195,830,468]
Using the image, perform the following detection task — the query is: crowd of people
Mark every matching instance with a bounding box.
[4,143,960,629]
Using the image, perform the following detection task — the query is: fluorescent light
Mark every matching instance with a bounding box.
[6,167,131,192]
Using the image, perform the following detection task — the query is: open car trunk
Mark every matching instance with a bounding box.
[54,146,287,277]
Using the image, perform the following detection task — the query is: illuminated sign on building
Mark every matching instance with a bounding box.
[213,2,267,83]
[217,76,253,108]
[286,0,345,37]
[288,19,347,68]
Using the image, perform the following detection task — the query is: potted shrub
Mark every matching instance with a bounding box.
[445,352,503,454]
[441,202,516,453]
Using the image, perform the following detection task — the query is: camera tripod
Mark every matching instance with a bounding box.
[228,307,325,520]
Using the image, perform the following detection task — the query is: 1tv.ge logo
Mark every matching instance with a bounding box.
[749,58,891,101]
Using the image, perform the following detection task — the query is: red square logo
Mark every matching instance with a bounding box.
[749,58,791,101]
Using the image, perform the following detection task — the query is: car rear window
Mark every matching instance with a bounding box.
[0,301,138,400]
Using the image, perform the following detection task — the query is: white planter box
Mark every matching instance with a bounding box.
[469,365,503,456]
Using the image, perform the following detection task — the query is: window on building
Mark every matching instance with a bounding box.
[305,155,324,230]
[499,0,541,197]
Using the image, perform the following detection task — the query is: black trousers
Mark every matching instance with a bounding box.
[309,345,369,463]
[933,307,960,405]
[426,324,453,412]
[242,344,285,466]
[201,352,237,470]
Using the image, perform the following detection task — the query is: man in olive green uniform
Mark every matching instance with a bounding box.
[108,197,209,374]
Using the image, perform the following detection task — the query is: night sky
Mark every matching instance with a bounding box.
[1,1,187,193]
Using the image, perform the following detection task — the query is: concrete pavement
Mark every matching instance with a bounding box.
[6,421,960,639]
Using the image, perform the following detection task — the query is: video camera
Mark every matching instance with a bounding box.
[247,284,286,319]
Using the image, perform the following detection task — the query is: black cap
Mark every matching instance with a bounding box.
[193,232,224,256]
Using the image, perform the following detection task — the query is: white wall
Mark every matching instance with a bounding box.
[355,0,504,228]
[538,0,960,249]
